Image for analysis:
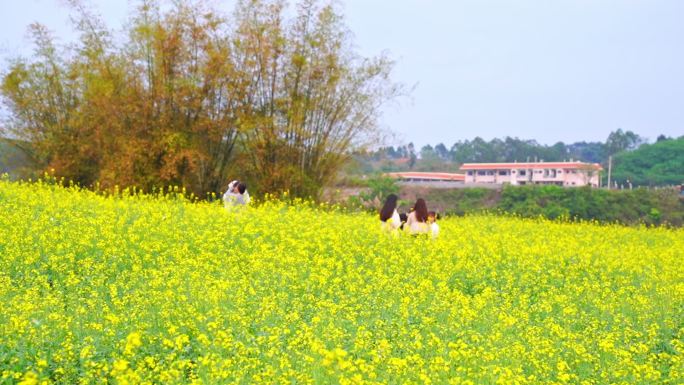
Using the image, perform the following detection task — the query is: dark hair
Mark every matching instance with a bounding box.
[379,194,398,222]
[237,182,247,194]
[227,179,238,191]
[413,198,428,222]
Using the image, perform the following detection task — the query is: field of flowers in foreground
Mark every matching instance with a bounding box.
[0,180,682,385]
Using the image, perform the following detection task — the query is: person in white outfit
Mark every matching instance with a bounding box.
[223,180,250,209]
[379,194,402,231]
[427,211,440,239]
[223,180,238,208]
[234,182,250,205]
[405,198,429,235]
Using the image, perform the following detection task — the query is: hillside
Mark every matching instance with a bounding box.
[1,180,683,384]
[612,136,684,186]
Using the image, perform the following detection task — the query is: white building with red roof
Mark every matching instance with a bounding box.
[460,161,603,187]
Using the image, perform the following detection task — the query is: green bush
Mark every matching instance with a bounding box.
[497,185,684,226]
[358,175,400,204]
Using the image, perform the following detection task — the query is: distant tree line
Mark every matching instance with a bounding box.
[0,0,401,198]
[357,130,684,187]
[374,128,645,165]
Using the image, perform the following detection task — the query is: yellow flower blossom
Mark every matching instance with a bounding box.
[0,179,682,384]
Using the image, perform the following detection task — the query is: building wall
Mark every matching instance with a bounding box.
[464,168,600,187]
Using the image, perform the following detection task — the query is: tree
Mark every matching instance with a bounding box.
[407,142,416,169]
[419,144,434,159]
[502,137,536,162]
[605,129,644,156]
[1,23,87,182]
[2,1,245,195]
[546,141,568,161]
[229,0,402,197]
[417,144,445,171]
[567,141,605,163]
[611,136,684,186]
[434,143,449,160]
[1,0,402,198]
[395,145,408,159]
[359,175,399,205]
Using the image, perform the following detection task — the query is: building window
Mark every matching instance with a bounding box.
[477,171,486,176]
[498,170,508,176]
[486,171,494,176]
[467,171,473,176]
[518,170,526,176]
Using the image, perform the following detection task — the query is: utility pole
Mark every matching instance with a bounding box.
[607,155,612,190]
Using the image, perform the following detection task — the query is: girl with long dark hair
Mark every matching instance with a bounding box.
[406,198,429,234]
[379,194,401,231]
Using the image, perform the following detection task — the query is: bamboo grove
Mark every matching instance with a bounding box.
[1,0,402,198]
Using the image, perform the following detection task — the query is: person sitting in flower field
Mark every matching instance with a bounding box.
[223,179,250,209]
[405,198,430,235]
[427,211,440,239]
[379,194,402,231]
[235,182,250,205]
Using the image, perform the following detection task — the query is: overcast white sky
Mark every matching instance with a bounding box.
[1,0,683,148]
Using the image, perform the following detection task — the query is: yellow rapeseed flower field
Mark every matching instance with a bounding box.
[0,179,682,384]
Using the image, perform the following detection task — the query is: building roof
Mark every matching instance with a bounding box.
[459,162,603,171]
[386,172,465,181]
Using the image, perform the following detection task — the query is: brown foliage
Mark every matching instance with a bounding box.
[1,0,402,198]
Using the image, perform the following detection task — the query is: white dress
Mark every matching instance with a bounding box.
[381,209,401,231]
[222,180,240,209]
[406,211,429,234]
[429,222,440,239]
